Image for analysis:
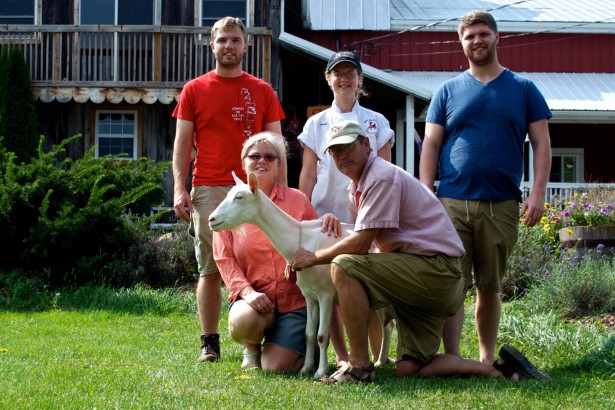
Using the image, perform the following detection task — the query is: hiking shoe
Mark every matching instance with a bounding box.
[241,347,261,370]
[199,333,220,362]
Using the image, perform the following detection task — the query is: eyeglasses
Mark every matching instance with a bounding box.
[328,142,357,157]
[331,71,358,79]
[245,153,279,162]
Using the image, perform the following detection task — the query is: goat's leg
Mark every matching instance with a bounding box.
[299,297,319,376]
[375,307,395,367]
[313,294,334,379]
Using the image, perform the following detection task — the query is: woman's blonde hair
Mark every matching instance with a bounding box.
[241,132,287,162]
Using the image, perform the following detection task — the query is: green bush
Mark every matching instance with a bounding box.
[527,252,615,317]
[502,222,554,300]
[102,220,198,288]
[0,135,168,287]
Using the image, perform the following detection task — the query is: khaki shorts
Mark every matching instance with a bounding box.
[332,252,464,363]
[189,185,232,277]
[439,198,519,293]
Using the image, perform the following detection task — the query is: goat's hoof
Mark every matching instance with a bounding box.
[313,368,329,380]
[298,366,312,377]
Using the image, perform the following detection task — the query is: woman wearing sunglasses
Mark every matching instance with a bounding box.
[213,132,338,372]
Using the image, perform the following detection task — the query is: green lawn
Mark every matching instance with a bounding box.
[1,290,614,409]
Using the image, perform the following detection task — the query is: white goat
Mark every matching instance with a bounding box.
[208,172,393,379]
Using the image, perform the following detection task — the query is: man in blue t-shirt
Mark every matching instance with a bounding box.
[420,10,552,365]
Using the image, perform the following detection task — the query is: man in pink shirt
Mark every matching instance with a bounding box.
[291,120,548,383]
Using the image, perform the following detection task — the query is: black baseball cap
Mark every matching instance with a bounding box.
[326,51,362,72]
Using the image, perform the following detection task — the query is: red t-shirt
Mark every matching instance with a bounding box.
[173,71,285,186]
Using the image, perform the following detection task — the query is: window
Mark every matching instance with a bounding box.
[0,0,35,24]
[95,110,139,160]
[81,0,153,25]
[550,148,584,183]
[202,0,247,27]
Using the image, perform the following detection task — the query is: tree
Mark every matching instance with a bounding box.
[0,45,39,164]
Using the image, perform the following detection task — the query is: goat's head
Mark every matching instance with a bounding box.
[208,171,261,232]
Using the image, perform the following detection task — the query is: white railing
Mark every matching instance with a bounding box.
[521,182,615,204]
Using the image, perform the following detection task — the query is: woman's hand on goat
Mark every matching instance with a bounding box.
[320,213,342,237]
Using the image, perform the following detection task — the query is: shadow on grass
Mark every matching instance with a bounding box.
[0,283,209,316]
[559,333,615,378]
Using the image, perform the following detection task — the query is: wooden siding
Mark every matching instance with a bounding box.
[294,30,615,73]
[0,25,272,88]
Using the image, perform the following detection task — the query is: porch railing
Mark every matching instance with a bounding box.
[0,25,272,87]
[521,182,615,204]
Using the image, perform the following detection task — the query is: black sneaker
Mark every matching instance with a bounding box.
[199,333,220,362]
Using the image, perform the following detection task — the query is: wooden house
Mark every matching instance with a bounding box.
[2,0,615,206]
[0,0,277,205]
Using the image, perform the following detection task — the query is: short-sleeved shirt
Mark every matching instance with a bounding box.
[213,183,318,313]
[350,153,465,257]
[298,101,394,222]
[173,71,285,187]
[426,69,552,201]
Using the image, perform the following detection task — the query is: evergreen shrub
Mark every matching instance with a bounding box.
[0,135,168,287]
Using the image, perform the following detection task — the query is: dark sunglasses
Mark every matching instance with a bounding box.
[245,153,279,162]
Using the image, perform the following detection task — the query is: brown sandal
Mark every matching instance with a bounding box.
[321,362,376,384]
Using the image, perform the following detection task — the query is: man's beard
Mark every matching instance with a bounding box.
[216,50,244,68]
[465,44,496,67]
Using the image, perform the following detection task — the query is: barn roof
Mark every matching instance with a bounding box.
[304,0,615,33]
[390,71,615,123]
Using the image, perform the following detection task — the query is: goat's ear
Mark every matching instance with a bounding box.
[231,171,246,186]
[248,172,259,194]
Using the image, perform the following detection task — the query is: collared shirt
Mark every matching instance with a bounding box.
[350,153,465,257]
[213,183,318,313]
[297,101,394,222]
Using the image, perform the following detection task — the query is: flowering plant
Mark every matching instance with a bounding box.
[547,192,615,228]
[528,191,615,252]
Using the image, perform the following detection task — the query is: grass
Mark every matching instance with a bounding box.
[1,287,614,409]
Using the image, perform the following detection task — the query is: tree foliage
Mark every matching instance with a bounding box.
[0,45,39,164]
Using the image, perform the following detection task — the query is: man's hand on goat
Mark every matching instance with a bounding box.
[291,248,318,271]
[320,213,342,237]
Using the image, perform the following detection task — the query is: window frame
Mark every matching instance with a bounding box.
[91,107,143,161]
[0,0,37,25]
[550,148,585,183]
[200,0,251,28]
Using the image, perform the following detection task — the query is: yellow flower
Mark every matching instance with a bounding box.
[544,202,551,209]
[1,348,7,353]
[235,374,253,380]
[543,224,551,232]
[566,228,573,235]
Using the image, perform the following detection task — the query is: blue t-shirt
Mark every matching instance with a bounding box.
[426,69,552,201]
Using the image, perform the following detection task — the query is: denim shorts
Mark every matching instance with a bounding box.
[265,307,308,356]
[228,302,308,356]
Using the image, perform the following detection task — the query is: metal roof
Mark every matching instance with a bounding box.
[391,0,615,33]
[278,32,432,99]
[304,0,615,33]
[389,70,615,123]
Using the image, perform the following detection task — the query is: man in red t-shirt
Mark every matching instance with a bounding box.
[172,16,285,363]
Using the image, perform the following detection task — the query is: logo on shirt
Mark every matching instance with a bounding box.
[232,88,257,138]
[364,119,377,135]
